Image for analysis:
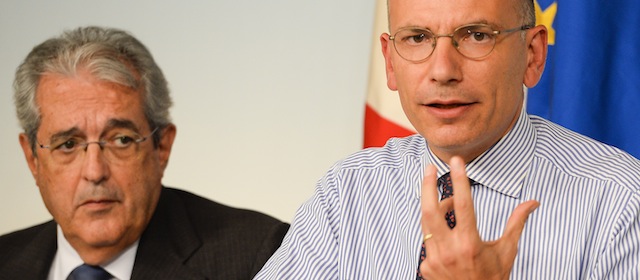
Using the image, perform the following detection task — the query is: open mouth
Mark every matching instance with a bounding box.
[424,101,476,119]
[428,103,468,109]
[427,102,474,109]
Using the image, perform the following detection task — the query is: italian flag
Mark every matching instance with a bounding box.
[364,0,415,148]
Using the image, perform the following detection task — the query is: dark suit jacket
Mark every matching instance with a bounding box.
[0,187,289,280]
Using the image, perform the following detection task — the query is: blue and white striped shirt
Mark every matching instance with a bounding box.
[255,110,640,279]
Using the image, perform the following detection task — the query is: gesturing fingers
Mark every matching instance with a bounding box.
[449,156,477,234]
[502,200,540,246]
[418,156,541,280]
[421,164,446,238]
[492,200,540,275]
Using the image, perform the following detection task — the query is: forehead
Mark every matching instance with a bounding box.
[388,0,521,31]
[36,71,147,134]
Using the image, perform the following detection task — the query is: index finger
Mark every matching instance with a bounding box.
[421,164,450,238]
[449,156,479,235]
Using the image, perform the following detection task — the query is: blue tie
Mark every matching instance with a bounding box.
[67,264,112,280]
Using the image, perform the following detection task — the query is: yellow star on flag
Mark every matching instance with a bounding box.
[535,0,557,45]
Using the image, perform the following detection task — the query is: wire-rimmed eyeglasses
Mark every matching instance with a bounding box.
[37,127,159,164]
[389,23,533,62]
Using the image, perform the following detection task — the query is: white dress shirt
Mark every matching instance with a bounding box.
[48,226,139,280]
[256,109,640,279]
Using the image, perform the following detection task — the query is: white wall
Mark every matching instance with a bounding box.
[0,0,377,235]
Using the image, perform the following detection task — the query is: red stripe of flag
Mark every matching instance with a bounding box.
[363,104,415,148]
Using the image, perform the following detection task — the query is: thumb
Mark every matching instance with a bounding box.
[502,200,539,244]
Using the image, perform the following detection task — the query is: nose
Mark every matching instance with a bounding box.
[427,36,463,85]
[81,142,109,184]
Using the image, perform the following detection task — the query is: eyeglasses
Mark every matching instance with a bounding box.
[37,127,158,164]
[389,23,533,62]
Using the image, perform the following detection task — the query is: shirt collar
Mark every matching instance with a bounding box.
[52,225,139,280]
[424,108,536,198]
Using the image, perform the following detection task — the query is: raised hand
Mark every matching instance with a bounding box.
[419,156,539,279]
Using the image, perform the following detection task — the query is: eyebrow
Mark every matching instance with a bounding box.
[103,119,141,134]
[398,19,493,32]
[46,119,141,143]
[48,127,83,144]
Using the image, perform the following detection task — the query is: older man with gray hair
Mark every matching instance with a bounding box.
[0,26,288,280]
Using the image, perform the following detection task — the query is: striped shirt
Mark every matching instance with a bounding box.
[255,110,640,279]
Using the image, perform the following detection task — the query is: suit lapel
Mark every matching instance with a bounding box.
[1,221,57,279]
[131,188,205,279]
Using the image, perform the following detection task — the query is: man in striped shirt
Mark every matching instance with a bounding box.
[255,0,640,278]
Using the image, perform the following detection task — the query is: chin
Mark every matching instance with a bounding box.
[77,221,129,247]
[425,128,466,144]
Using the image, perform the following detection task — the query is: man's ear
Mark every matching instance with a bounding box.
[156,124,176,170]
[523,25,548,88]
[381,33,398,91]
[19,133,39,179]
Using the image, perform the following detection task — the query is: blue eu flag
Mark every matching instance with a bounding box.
[527,0,640,159]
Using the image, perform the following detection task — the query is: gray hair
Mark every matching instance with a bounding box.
[13,26,172,150]
[521,0,536,26]
[520,0,536,40]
